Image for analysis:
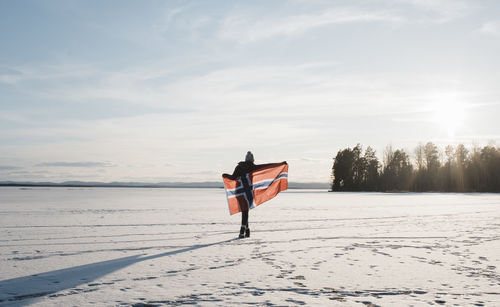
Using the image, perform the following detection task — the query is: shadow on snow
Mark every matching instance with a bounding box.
[0,238,237,305]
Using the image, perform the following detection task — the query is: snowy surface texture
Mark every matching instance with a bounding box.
[1,187,499,306]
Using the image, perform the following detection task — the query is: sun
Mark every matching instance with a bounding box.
[431,96,466,138]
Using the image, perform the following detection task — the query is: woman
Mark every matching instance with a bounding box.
[223,151,284,238]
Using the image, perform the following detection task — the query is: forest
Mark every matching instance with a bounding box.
[330,142,500,192]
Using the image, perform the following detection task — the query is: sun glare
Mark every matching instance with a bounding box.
[431,96,466,138]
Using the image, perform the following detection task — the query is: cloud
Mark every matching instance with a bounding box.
[178,170,220,176]
[26,64,190,109]
[0,63,195,123]
[0,67,24,84]
[218,7,402,43]
[216,0,477,44]
[0,112,27,123]
[403,0,476,23]
[35,162,115,168]
[0,64,98,85]
[3,63,466,148]
[297,157,331,163]
[480,20,500,36]
[164,5,190,24]
[0,165,21,171]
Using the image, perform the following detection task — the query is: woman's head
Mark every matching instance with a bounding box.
[245,151,254,163]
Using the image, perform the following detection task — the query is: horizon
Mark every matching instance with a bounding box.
[1,1,500,183]
[0,179,329,185]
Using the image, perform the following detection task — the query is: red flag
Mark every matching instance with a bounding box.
[222,162,288,215]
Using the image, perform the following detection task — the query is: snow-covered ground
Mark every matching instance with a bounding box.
[0,187,499,306]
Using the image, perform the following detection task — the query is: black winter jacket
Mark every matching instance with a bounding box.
[223,161,285,180]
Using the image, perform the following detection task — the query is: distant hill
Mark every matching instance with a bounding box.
[0,181,329,189]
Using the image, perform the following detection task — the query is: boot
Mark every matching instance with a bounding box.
[245,227,250,238]
[239,225,246,238]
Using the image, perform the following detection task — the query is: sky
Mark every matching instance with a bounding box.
[1,0,500,183]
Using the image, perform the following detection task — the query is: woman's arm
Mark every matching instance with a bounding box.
[222,165,242,180]
[253,161,287,171]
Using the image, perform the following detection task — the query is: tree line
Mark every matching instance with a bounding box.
[331,142,500,192]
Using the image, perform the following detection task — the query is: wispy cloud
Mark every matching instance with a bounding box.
[1,63,194,118]
[0,165,21,171]
[216,0,477,44]
[218,7,402,44]
[0,64,98,85]
[164,5,190,25]
[35,162,115,168]
[0,67,24,84]
[297,157,331,163]
[157,4,215,43]
[403,0,477,23]
[480,20,500,36]
[6,61,473,130]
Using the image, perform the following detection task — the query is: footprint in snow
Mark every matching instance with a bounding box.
[289,275,305,280]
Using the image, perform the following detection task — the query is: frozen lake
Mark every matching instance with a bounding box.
[1,187,499,306]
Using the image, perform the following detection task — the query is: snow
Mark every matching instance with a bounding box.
[1,187,499,306]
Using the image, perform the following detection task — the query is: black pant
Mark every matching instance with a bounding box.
[241,210,248,227]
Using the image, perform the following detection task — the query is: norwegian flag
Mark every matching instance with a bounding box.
[222,162,288,215]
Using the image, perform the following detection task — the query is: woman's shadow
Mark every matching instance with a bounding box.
[0,238,237,306]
